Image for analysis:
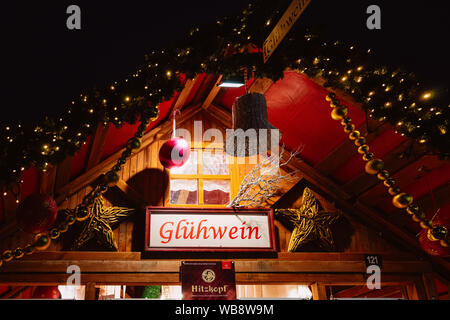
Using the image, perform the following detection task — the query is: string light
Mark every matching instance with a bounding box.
[422,92,432,100]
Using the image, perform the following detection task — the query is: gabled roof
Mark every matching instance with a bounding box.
[0,75,449,279]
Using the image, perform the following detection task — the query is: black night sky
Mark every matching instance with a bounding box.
[1,0,448,126]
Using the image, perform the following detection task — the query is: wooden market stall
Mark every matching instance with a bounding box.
[0,1,449,301]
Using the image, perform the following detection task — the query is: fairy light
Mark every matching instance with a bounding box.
[422,92,432,100]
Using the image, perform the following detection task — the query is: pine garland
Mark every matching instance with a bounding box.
[0,0,448,190]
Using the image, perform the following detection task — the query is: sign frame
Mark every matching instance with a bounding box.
[144,207,277,253]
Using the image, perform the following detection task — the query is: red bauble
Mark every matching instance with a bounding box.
[159,137,191,169]
[16,194,59,234]
[418,209,450,257]
[31,286,61,299]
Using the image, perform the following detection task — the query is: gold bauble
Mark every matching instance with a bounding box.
[13,248,24,260]
[406,204,419,215]
[440,240,448,248]
[427,229,438,242]
[355,137,367,146]
[392,193,413,209]
[2,250,13,262]
[34,233,52,251]
[377,170,390,181]
[331,107,348,121]
[344,124,355,133]
[349,131,361,140]
[388,186,401,196]
[24,245,35,256]
[362,153,374,161]
[420,222,431,229]
[326,93,336,102]
[365,159,384,175]
[358,145,370,154]
[383,178,396,187]
[330,101,340,108]
[76,206,90,222]
[59,223,69,234]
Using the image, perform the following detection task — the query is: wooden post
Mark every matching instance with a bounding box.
[422,273,439,300]
[311,283,327,300]
[85,282,97,301]
[406,278,428,300]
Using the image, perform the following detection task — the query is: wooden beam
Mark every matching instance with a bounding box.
[202,76,223,110]
[358,155,444,207]
[190,74,217,106]
[54,156,74,192]
[0,258,431,274]
[206,104,232,128]
[248,78,274,95]
[422,273,439,300]
[39,165,57,196]
[344,141,427,197]
[0,272,418,287]
[311,283,327,300]
[389,182,450,232]
[315,120,389,177]
[13,251,421,262]
[334,286,371,298]
[282,152,352,201]
[0,286,28,299]
[360,286,402,298]
[85,123,110,171]
[85,282,97,301]
[21,251,141,261]
[172,78,197,111]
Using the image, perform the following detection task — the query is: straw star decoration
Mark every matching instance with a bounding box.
[69,197,135,251]
[275,187,342,252]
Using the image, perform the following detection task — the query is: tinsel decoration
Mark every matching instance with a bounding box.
[326,92,449,249]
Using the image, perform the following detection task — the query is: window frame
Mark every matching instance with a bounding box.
[168,146,235,207]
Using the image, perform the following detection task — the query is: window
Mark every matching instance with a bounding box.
[169,149,232,206]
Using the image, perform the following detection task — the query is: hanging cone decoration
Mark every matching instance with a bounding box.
[225,92,278,157]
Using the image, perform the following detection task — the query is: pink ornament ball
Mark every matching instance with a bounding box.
[159,137,191,169]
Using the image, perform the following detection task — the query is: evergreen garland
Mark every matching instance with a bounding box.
[0,0,448,190]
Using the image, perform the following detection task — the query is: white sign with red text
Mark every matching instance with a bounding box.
[145,208,276,252]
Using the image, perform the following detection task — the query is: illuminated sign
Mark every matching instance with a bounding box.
[144,207,276,252]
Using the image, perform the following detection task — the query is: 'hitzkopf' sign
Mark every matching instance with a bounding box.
[263,0,311,63]
[181,261,237,300]
[144,207,276,252]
